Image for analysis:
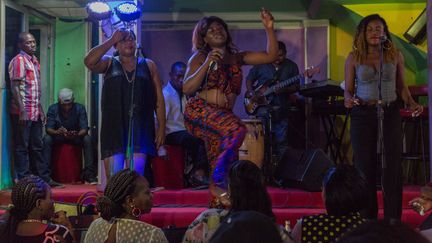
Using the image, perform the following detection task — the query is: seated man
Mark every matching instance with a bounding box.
[162,61,208,186]
[43,88,97,184]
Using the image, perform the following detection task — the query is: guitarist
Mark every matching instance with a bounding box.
[245,41,300,166]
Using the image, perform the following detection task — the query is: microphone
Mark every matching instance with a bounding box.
[209,60,218,71]
[209,49,225,71]
[380,35,387,43]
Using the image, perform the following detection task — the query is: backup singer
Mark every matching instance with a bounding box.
[344,14,423,222]
[84,29,165,179]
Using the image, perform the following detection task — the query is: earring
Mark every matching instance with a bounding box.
[383,39,392,50]
[130,204,141,218]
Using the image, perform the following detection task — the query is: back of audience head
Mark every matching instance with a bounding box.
[1,175,52,242]
[323,164,368,216]
[96,169,153,221]
[228,160,274,219]
[209,210,282,243]
[337,220,430,243]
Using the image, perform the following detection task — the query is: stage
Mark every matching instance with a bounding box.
[0,184,428,228]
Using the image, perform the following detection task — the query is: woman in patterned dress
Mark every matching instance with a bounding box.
[183,8,278,207]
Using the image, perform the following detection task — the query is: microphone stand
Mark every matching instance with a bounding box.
[125,47,140,171]
[377,38,386,186]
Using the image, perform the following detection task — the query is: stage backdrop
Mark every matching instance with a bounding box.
[141,20,329,118]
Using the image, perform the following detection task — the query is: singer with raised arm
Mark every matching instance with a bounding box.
[183,8,278,208]
[344,14,423,223]
[84,29,165,180]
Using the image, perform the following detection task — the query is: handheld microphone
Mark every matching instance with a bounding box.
[209,60,218,71]
[209,49,225,71]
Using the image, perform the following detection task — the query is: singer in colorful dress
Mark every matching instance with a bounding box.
[182,8,278,207]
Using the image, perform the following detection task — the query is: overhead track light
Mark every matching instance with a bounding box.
[86,1,112,21]
[115,2,142,22]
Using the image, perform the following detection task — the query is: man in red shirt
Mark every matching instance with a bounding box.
[9,32,63,187]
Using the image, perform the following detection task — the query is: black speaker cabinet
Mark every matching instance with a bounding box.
[404,8,426,45]
[276,148,334,192]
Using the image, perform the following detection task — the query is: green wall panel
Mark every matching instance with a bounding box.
[54,20,87,105]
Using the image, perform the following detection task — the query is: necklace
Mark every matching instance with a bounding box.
[120,58,137,84]
[22,219,43,223]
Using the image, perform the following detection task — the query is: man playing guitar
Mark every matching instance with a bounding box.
[245,41,300,173]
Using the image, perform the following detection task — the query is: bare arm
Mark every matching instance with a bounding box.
[291,220,302,243]
[242,9,278,66]
[147,59,166,149]
[84,29,129,73]
[11,81,28,122]
[183,50,222,95]
[395,52,423,116]
[344,52,359,108]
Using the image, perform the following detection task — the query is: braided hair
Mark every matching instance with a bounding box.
[0,175,49,242]
[96,169,140,221]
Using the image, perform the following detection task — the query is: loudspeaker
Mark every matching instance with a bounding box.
[404,8,426,45]
[276,148,334,192]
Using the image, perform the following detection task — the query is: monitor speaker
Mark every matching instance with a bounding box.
[275,148,334,192]
[404,9,427,45]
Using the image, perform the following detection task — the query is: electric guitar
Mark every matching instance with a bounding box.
[244,66,320,115]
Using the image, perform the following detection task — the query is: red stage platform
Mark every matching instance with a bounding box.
[0,184,428,229]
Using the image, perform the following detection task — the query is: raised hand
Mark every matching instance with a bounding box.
[260,8,275,30]
[110,28,132,44]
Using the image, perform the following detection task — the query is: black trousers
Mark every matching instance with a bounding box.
[350,102,402,220]
[165,130,208,173]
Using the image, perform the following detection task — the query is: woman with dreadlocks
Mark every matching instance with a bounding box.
[84,169,167,243]
[344,14,423,222]
[0,175,75,242]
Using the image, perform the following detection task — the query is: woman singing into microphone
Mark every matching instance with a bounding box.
[183,8,278,207]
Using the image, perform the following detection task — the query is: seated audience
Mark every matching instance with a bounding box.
[291,165,368,242]
[84,169,168,243]
[43,88,97,184]
[0,175,75,242]
[209,210,282,243]
[337,220,430,243]
[162,61,209,186]
[183,160,292,243]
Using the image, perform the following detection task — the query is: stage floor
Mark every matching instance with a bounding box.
[0,184,427,228]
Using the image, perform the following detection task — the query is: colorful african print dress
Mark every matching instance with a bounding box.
[184,54,246,188]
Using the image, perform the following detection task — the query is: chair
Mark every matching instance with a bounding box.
[400,84,429,184]
[52,143,82,183]
[152,145,185,189]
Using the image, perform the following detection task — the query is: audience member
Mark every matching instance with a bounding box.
[337,220,430,243]
[0,175,75,242]
[84,169,168,243]
[291,165,369,242]
[209,210,282,243]
[43,88,97,184]
[183,160,292,242]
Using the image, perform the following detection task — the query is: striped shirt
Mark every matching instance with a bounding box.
[8,51,42,121]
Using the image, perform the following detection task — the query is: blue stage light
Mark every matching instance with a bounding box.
[86,1,112,21]
[115,2,142,22]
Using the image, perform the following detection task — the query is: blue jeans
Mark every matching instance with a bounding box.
[43,134,96,180]
[11,115,50,182]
